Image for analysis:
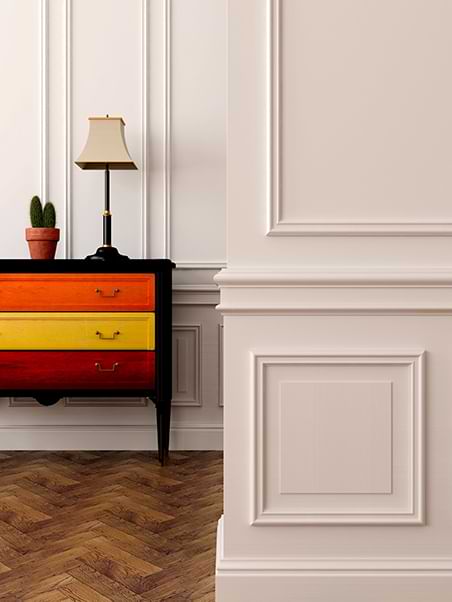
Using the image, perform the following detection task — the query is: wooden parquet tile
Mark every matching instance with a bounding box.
[0,451,223,601]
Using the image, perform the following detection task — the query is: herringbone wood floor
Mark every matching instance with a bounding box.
[0,451,223,601]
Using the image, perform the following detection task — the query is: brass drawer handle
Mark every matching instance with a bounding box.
[95,362,119,372]
[95,287,120,297]
[96,330,120,340]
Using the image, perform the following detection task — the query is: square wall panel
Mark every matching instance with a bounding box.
[252,351,424,525]
[280,381,393,495]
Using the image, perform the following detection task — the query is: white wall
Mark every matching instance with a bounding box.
[217,0,452,599]
[0,0,226,450]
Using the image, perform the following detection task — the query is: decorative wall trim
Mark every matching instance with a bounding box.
[9,398,39,408]
[176,262,226,270]
[172,324,202,407]
[162,3,226,268]
[172,284,219,306]
[40,0,49,205]
[64,0,72,259]
[215,268,452,288]
[265,0,452,237]
[266,0,278,239]
[251,351,425,525]
[9,396,148,408]
[217,307,452,316]
[64,0,149,260]
[216,519,452,576]
[217,518,452,574]
[0,422,223,451]
[65,397,147,408]
[218,323,224,407]
[163,0,172,258]
[141,0,150,259]
[215,269,452,315]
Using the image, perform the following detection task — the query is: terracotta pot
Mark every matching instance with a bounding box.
[25,228,60,259]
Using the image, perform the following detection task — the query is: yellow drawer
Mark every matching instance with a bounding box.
[0,312,155,350]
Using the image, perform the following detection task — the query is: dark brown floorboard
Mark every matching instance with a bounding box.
[0,451,223,601]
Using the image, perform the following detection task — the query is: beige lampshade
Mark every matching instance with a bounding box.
[75,116,137,170]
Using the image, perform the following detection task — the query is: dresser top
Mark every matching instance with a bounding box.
[0,259,175,273]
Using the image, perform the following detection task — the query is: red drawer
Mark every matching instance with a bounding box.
[0,351,155,390]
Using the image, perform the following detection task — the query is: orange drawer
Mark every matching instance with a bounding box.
[0,274,155,311]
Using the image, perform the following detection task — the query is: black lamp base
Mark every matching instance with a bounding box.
[85,246,130,261]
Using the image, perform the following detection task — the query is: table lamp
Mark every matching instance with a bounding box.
[75,115,137,260]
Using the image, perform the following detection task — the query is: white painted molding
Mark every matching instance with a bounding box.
[63,0,150,259]
[216,518,452,576]
[215,268,452,288]
[265,0,452,237]
[172,324,202,407]
[218,323,224,407]
[251,351,425,525]
[266,0,278,238]
[163,0,172,258]
[40,0,49,205]
[141,0,150,259]
[176,262,227,270]
[214,269,452,314]
[64,0,72,259]
[160,2,227,268]
[172,284,219,306]
[217,306,452,316]
[0,423,223,451]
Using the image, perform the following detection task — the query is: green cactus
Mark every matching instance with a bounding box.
[43,202,56,228]
[30,196,43,227]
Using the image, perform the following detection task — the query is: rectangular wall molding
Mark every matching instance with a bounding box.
[63,0,151,260]
[63,0,72,259]
[40,0,49,206]
[265,0,452,237]
[172,324,202,407]
[251,350,425,525]
[162,1,226,266]
[141,0,150,259]
[63,0,224,263]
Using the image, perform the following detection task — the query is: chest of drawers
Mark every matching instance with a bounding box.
[0,259,174,463]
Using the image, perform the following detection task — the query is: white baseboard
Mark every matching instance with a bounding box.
[216,572,452,602]
[0,423,223,451]
[215,517,452,602]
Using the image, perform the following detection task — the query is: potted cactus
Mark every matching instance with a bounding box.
[26,196,60,259]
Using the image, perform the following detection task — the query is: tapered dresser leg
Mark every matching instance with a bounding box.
[156,401,171,465]
[162,401,171,460]
[156,402,164,465]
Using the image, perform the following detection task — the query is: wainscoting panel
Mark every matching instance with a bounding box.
[222,0,452,598]
[252,351,424,525]
[172,324,202,407]
[0,0,41,259]
[267,0,452,236]
[0,0,225,450]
